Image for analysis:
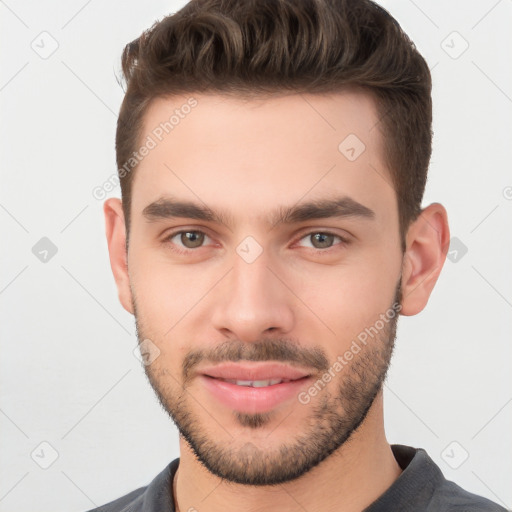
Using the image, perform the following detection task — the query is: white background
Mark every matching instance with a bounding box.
[0,1,511,510]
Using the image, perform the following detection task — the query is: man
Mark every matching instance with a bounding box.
[91,0,507,510]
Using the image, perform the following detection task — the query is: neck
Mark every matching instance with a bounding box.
[173,391,401,512]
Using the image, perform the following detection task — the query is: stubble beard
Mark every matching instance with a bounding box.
[134,282,401,486]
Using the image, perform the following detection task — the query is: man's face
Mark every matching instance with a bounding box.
[127,92,404,485]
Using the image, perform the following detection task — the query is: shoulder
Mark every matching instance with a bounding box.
[82,458,179,512]
[429,477,508,512]
[386,445,508,512]
[83,486,146,512]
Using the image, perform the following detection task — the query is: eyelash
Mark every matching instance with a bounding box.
[162,229,349,255]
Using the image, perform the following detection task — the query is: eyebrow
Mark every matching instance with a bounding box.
[142,195,375,229]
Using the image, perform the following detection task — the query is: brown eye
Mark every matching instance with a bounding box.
[179,231,205,248]
[163,230,212,253]
[296,231,348,251]
[310,233,335,249]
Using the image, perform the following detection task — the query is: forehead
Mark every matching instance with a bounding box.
[130,90,394,225]
[142,90,382,152]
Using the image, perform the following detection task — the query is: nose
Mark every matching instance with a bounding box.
[210,250,295,342]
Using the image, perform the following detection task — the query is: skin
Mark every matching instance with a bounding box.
[104,91,450,512]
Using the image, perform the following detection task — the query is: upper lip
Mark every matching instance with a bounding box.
[199,362,313,381]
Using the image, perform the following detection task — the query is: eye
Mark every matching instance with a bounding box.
[162,229,348,255]
[296,231,348,250]
[164,230,213,252]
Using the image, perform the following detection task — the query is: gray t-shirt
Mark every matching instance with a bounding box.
[85,444,508,511]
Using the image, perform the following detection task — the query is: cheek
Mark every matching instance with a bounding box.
[129,252,198,337]
[290,256,400,344]
[131,268,194,372]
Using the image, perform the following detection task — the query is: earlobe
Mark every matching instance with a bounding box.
[400,203,450,316]
[104,198,134,315]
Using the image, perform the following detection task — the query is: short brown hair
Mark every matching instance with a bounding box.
[116,0,432,249]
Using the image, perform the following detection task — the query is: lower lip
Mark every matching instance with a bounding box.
[199,375,312,414]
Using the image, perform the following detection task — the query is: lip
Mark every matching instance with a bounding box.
[199,374,314,414]
[199,362,312,381]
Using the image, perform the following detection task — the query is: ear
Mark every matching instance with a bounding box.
[104,198,134,315]
[400,203,450,316]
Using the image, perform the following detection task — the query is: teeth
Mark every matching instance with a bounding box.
[220,378,291,387]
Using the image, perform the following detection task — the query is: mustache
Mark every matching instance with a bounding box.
[182,337,330,383]
[134,277,403,385]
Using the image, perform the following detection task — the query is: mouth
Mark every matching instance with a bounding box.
[205,376,307,387]
[198,362,314,414]
[199,361,313,382]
